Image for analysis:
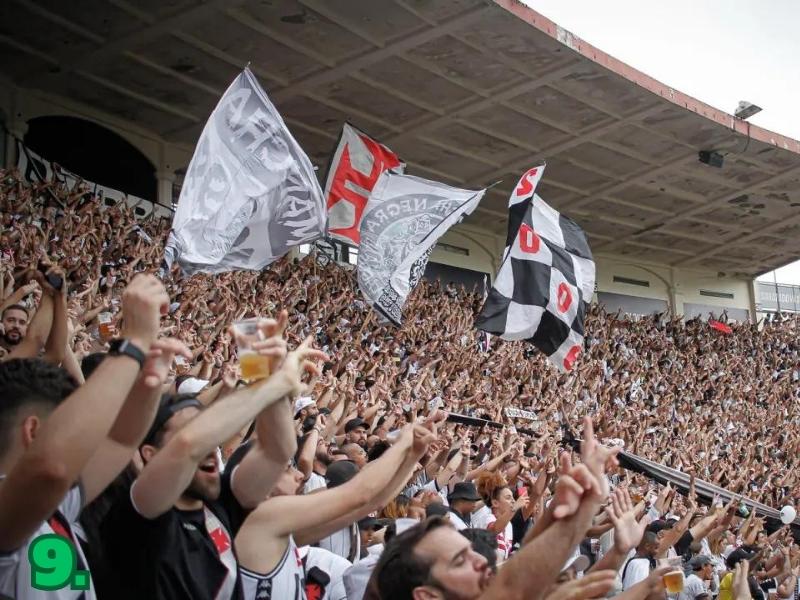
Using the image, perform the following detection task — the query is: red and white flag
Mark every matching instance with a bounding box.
[709,319,733,334]
[323,123,403,246]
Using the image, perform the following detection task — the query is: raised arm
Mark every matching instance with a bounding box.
[131,339,323,519]
[0,274,165,552]
[80,338,191,504]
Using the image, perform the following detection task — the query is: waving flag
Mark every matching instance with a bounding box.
[475,166,595,372]
[709,319,733,334]
[357,172,485,325]
[164,68,325,274]
[323,123,403,247]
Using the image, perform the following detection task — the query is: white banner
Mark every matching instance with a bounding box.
[15,141,171,220]
[505,407,538,421]
[357,172,485,324]
[166,67,325,274]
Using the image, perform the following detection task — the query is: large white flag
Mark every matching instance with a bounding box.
[164,68,325,274]
[357,172,485,325]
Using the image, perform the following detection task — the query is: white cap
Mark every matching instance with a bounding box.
[177,377,209,395]
[294,396,315,416]
[563,552,591,574]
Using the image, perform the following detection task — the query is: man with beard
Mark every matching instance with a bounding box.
[101,324,328,600]
[0,305,28,351]
[371,419,620,600]
[2,268,68,366]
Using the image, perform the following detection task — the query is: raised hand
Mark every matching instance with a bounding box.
[139,337,191,389]
[732,560,752,600]
[606,487,649,554]
[120,274,169,350]
[252,309,290,370]
[273,337,328,397]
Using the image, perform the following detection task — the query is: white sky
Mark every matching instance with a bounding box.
[522,0,800,284]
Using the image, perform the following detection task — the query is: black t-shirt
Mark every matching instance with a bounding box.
[101,457,248,600]
[674,530,694,559]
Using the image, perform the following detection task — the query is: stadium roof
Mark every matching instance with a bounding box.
[3,0,800,277]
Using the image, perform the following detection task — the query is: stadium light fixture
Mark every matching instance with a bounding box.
[734,101,762,120]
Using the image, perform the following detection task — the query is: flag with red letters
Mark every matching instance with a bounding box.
[323,123,404,246]
[475,165,595,372]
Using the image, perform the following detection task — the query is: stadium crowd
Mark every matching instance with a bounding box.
[1,168,800,599]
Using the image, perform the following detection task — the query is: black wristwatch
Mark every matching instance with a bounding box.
[108,339,146,369]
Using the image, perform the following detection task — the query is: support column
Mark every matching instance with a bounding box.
[668,267,682,317]
[747,278,758,324]
[156,170,175,209]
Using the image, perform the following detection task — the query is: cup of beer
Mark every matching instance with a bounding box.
[233,318,270,383]
[98,312,113,341]
[662,569,684,593]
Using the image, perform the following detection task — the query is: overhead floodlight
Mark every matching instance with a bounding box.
[735,101,762,120]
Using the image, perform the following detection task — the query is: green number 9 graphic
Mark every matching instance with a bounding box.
[28,534,90,591]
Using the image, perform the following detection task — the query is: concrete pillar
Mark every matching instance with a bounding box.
[668,267,682,317]
[156,170,175,209]
[747,278,758,323]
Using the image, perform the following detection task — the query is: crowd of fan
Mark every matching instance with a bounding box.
[2,168,800,599]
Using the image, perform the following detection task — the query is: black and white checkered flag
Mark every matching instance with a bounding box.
[475,165,595,371]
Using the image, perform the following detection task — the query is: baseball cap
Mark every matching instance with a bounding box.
[688,555,713,570]
[726,547,756,570]
[294,396,315,417]
[325,460,359,488]
[143,394,203,446]
[177,377,209,395]
[358,517,381,531]
[345,417,369,433]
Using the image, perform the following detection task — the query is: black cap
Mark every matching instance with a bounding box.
[143,394,203,446]
[345,418,369,433]
[326,460,359,488]
[726,548,756,570]
[358,517,380,531]
[448,482,482,502]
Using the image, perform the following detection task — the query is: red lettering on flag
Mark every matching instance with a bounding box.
[209,527,231,554]
[514,168,539,198]
[557,283,572,313]
[519,223,540,253]
[327,133,401,245]
[563,345,581,371]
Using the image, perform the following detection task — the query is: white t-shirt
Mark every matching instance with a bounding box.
[678,573,709,600]
[318,523,360,562]
[0,483,96,600]
[622,557,652,591]
[485,516,513,560]
[343,552,380,600]
[301,546,351,600]
[304,472,327,495]
[471,506,492,528]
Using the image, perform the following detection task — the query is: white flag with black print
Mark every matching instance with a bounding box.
[475,165,595,372]
[164,67,325,274]
[357,172,485,325]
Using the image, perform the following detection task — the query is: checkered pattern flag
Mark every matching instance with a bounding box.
[475,165,595,371]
